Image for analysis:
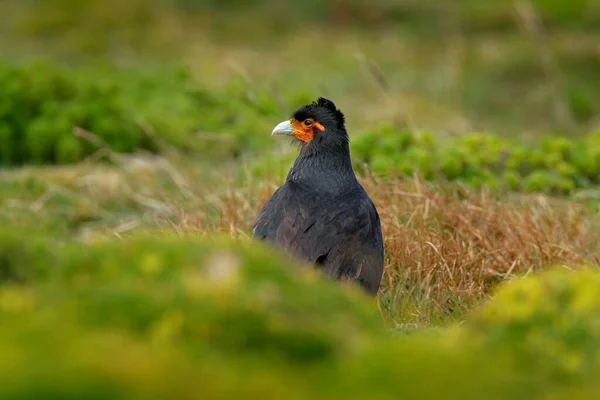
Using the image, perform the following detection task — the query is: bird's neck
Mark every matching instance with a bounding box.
[286,143,357,192]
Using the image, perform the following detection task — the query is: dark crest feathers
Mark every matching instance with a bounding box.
[314,97,346,127]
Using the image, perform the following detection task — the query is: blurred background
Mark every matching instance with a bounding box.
[2,0,600,242]
[2,0,600,163]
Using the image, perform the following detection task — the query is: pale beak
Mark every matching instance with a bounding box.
[271,120,295,136]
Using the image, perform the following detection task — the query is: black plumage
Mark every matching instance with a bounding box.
[252,98,384,296]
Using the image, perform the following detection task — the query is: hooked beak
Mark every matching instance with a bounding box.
[271,120,295,136]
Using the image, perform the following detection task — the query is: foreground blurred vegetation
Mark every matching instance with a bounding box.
[1,0,600,398]
[1,229,600,398]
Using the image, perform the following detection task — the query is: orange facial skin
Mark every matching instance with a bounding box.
[289,118,325,143]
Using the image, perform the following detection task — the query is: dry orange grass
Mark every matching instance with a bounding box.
[5,150,597,327]
[3,149,599,328]
[170,172,600,327]
[360,175,600,326]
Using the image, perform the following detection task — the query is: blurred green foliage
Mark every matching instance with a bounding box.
[0,229,600,398]
[459,267,600,386]
[0,60,151,165]
[3,0,600,136]
[0,59,287,166]
[10,0,600,41]
[350,125,600,194]
[2,57,599,195]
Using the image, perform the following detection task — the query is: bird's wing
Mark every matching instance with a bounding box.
[330,195,384,294]
[275,186,381,266]
[273,191,345,264]
[252,184,384,294]
[252,182,342,257]
[314,193,382,275]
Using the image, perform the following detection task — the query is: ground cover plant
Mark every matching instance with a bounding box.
[1,229,600,398]
[1,1,600,398]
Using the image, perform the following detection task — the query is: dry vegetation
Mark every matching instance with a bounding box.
[361,175,600,326]
[178,171,600,326]
[23,149,592,328]
[3,122,600,327]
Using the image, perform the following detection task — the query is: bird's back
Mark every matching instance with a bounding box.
[252,181,384,295]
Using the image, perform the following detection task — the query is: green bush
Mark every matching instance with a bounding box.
[458,267,600,386]
[0,229,385,358]
[0,59,284,166]
[350,127,600,194]
[1,229,600,398]
[0,60,149,165]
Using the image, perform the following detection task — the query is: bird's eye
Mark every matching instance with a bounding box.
[303,119,313,127]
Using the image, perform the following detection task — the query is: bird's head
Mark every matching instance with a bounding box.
[271,97,347,147]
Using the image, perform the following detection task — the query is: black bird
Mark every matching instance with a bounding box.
[252,98,384,296]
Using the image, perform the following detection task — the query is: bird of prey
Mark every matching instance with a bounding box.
[252,97,384,296]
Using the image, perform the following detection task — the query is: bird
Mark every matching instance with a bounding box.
[252,97,384,296]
